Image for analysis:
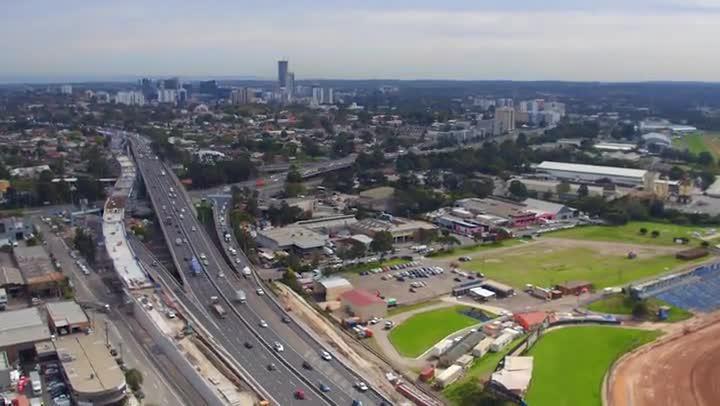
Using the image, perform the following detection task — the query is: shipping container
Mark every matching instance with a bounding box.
[434,339,454,357]
[472,337,494,358]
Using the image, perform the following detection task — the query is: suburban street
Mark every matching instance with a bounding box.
[34,218,194,406]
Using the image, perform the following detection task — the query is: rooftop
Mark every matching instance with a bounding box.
[0,307,51,348]
[340,288,384,306]
[55,333,126,396]
[456,197,533,219]
[259,225,327,250]
[317,277,352,290]
[537,161,647,179]
[46,301,89,328]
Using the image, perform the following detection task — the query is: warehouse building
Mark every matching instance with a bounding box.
[536,161,655,188]
[339,289,386,321]
[350,217,437,244]
[491,356,534,396]
[0,307,51,364]
[438,331,485,367]
[46,301,90,335]
[256,225,328,256]
[314,277,353,301]
[55,333,127,405]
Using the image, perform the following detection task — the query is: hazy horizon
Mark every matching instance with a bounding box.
[4,1,720,82]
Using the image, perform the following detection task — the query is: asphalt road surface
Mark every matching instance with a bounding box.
[129,133,388,406]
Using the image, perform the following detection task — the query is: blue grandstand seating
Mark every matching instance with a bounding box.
[655,263,720,312]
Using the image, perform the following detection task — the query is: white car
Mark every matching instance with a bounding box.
[355,382,368,392]
[259,320,268,328]
[218,272,225,278]
[273,342,284,352]
[191,226,196,232]
[256,288,265,296]
[320,351,333,361]
[235,258,241,264]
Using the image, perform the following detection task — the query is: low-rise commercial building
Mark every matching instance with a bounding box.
[338,289,386,322]
[256,225,327,256]
[315,277,353,301]
[14,245,66,298]
[46,301,90,335]
[55,333,127,405]
[0,307,51,364]
[455,197,536,228]
[536,161,655,188]
[350,217,437,244]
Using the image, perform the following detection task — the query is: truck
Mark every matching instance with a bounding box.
[175,237,182,246]
[235,289,247,303]
[190,256,202,276]
[242,266,252,278]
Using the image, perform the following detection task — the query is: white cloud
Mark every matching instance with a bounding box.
[1,6,720,80]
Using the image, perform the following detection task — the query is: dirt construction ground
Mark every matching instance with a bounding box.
[608,313,720,406]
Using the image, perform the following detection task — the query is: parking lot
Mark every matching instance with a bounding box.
[347,260,481,305]
[40,361,70,406]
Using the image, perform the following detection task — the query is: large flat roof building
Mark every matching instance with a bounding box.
[0,307,51,364]
[256,225,327,255]
[536,161,654,187]
[55,333,127,405]
[46,301,90,335]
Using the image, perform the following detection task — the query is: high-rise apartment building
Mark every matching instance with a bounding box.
[311,86,324,105]
[115,91,145,106]
[157,89,177,104]
[493,107,516,135]
[278,60,288,87]
[326,88,334,104]
[60,85,73,95]
[286,72,295,100]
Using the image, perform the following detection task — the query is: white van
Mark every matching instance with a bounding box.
[30,370,41,395]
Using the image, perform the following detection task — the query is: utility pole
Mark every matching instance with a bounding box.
[105,320,109,348]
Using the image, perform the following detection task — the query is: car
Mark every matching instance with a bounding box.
[166,310,176,319]
[267,363,277,371]
[256,288,265,296]
[218,271,225,278]
[320,351,332,361]
[454,277,462,282]
[44,368,59,375]
[273,342,284,352]
[282,316,291,323]
[459,256,472,262]
[302,361,314,370]
[352,401,363,406]
[355,381,369,392]
[318,383,331,393]
[259,320,268,328]
[244,341,254,349]
[294,389,305,400]
[191,226,196,232]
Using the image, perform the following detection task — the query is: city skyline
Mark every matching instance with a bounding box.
[3,0,720,82]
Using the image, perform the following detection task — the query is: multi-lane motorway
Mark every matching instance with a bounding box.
[128,133,389,406]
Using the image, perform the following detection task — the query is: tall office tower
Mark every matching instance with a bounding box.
[326,88,334,104]
[163,77,180,90]
[157,89,177,104]
[278,60,288,87]
[286,72,295,100]
[177,88,188,104]
[493,107,516,135]
[311,86,324,105]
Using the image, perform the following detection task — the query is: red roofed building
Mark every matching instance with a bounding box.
[514,311,548,331]
[339,289,386,321]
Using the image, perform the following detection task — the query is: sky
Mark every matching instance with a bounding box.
[2,0,720,82]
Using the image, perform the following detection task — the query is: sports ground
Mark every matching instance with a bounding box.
[462,238,698,289]
[547,221,714,246]
[388,305,493,358]
[526,326,661,406]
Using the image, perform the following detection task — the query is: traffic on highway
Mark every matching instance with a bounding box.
[128,132,389,406]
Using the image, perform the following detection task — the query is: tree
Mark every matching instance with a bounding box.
[651,230,660,238]
[556,181,571,196]
[282,269,301,292]
[415,228,438,244]
[508,180,528,200]
[669,166,686,181]
[639,228,648,235]
[125,368,143,392]
[370,231,394,253]
[73,228,96,264]
[632,300,650,319]
[577,184,589,198]
[698,151,714,166]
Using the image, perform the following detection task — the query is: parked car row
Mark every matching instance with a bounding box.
[389,266,445,282]
[43,362,70,406]
[359,261,422,276]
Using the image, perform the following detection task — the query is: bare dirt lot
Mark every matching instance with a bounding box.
[608,314,720,406]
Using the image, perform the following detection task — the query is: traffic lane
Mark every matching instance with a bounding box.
[181,220,358,405]
[141,155,359,405]
[209,215,384,404]
[137,166,311,406]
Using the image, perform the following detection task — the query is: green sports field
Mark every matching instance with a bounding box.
[587,294,693,323]
[525,326,661,406]
[673,132,720,158]
[388,306,490,358]
[546,221,713,246]
[464,243,696,289]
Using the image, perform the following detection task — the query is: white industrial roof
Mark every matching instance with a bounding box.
[0,307,51,348]
[46,301,88,327]
[537,161,647,179]
[469,287,496,298]
[318,277,352,289]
